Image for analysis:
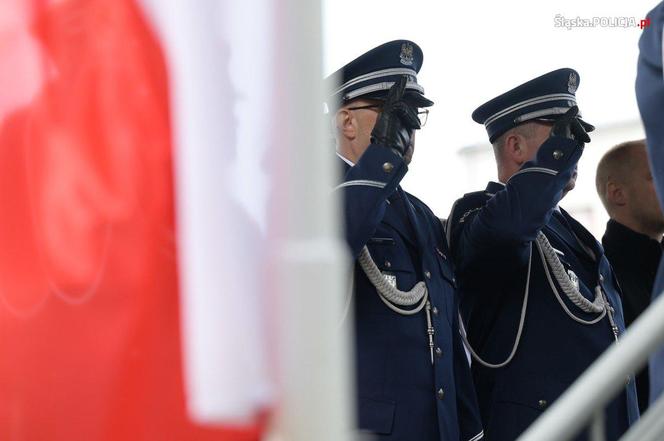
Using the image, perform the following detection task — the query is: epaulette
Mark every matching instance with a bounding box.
[445,190,492,249]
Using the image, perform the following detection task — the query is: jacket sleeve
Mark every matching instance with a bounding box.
[450,136,584,271]
[335,144,406,257]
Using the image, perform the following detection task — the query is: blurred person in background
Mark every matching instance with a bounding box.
[447,68,639,440]
[596,139,664,413]
[327,40,483,441]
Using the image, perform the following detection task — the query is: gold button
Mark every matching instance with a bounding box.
[383,162,394,173]
[553,150,564,160]
[435,347,443,358]
[538,399,547,408]
[385,261,392,268]
[425,271,431,279]
[437,388,445,400]
[432,306,439,316]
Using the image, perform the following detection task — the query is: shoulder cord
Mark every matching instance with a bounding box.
[357,245,428,315]
[459,243,533,369]
[461,231,615,369]
[336,244,429,330]
[536,231,620,338]
[535,231,605,316]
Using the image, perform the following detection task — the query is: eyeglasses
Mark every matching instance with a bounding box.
[347,104,430,127]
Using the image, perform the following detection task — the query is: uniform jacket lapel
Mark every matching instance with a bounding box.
[398,187,428,252]
[380,204,418,249]
[559,207,603,263]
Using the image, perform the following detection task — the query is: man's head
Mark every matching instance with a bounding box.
[325,40,432,165]
[491,121,552,180]
[596,140,664,240]
[334,98,399,163]
[473,68,593,191]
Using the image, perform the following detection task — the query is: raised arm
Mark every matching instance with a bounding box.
[450,107,588,270]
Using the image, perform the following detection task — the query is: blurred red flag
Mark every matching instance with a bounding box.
[0,1,262,440]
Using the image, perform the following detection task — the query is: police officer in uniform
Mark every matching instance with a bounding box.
[446,68,639,440]
[327,40,483,441]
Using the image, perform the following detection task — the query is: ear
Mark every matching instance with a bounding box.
[335,109,357,141]
[503,132,528,165]
[606,181,627,206]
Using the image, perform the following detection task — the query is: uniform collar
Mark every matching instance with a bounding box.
[336,152,355,167]
[485,181,505,195]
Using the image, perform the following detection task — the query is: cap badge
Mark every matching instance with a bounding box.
[568,72,578,94]
[399,43,414,66]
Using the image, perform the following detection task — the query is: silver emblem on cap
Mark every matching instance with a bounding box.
[568,72,578,94]
[400,43,414,66]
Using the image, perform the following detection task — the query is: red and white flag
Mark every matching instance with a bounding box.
[0,1,275,439]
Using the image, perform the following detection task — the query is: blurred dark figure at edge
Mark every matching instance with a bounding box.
[636,0,664,407]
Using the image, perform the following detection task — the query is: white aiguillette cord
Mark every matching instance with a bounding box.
[459,243,533,369]
[357,246,428,314]
[461,232,618,370]
[356,245,437,363]
[337,246,427,326]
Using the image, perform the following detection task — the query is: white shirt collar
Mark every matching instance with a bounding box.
[336,152,355,167]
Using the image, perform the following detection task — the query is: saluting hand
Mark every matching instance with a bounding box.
[370,76,421,156]
[551,105,592,147]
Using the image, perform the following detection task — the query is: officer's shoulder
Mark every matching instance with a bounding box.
[448,190,491,226]
[444,189,491,247]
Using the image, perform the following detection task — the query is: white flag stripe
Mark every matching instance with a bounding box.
[138,0,273,424]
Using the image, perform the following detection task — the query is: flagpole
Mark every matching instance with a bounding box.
[271,0,353,439]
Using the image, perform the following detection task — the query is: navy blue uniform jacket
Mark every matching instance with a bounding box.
[338,144,483,441]
[447,137,639,440]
